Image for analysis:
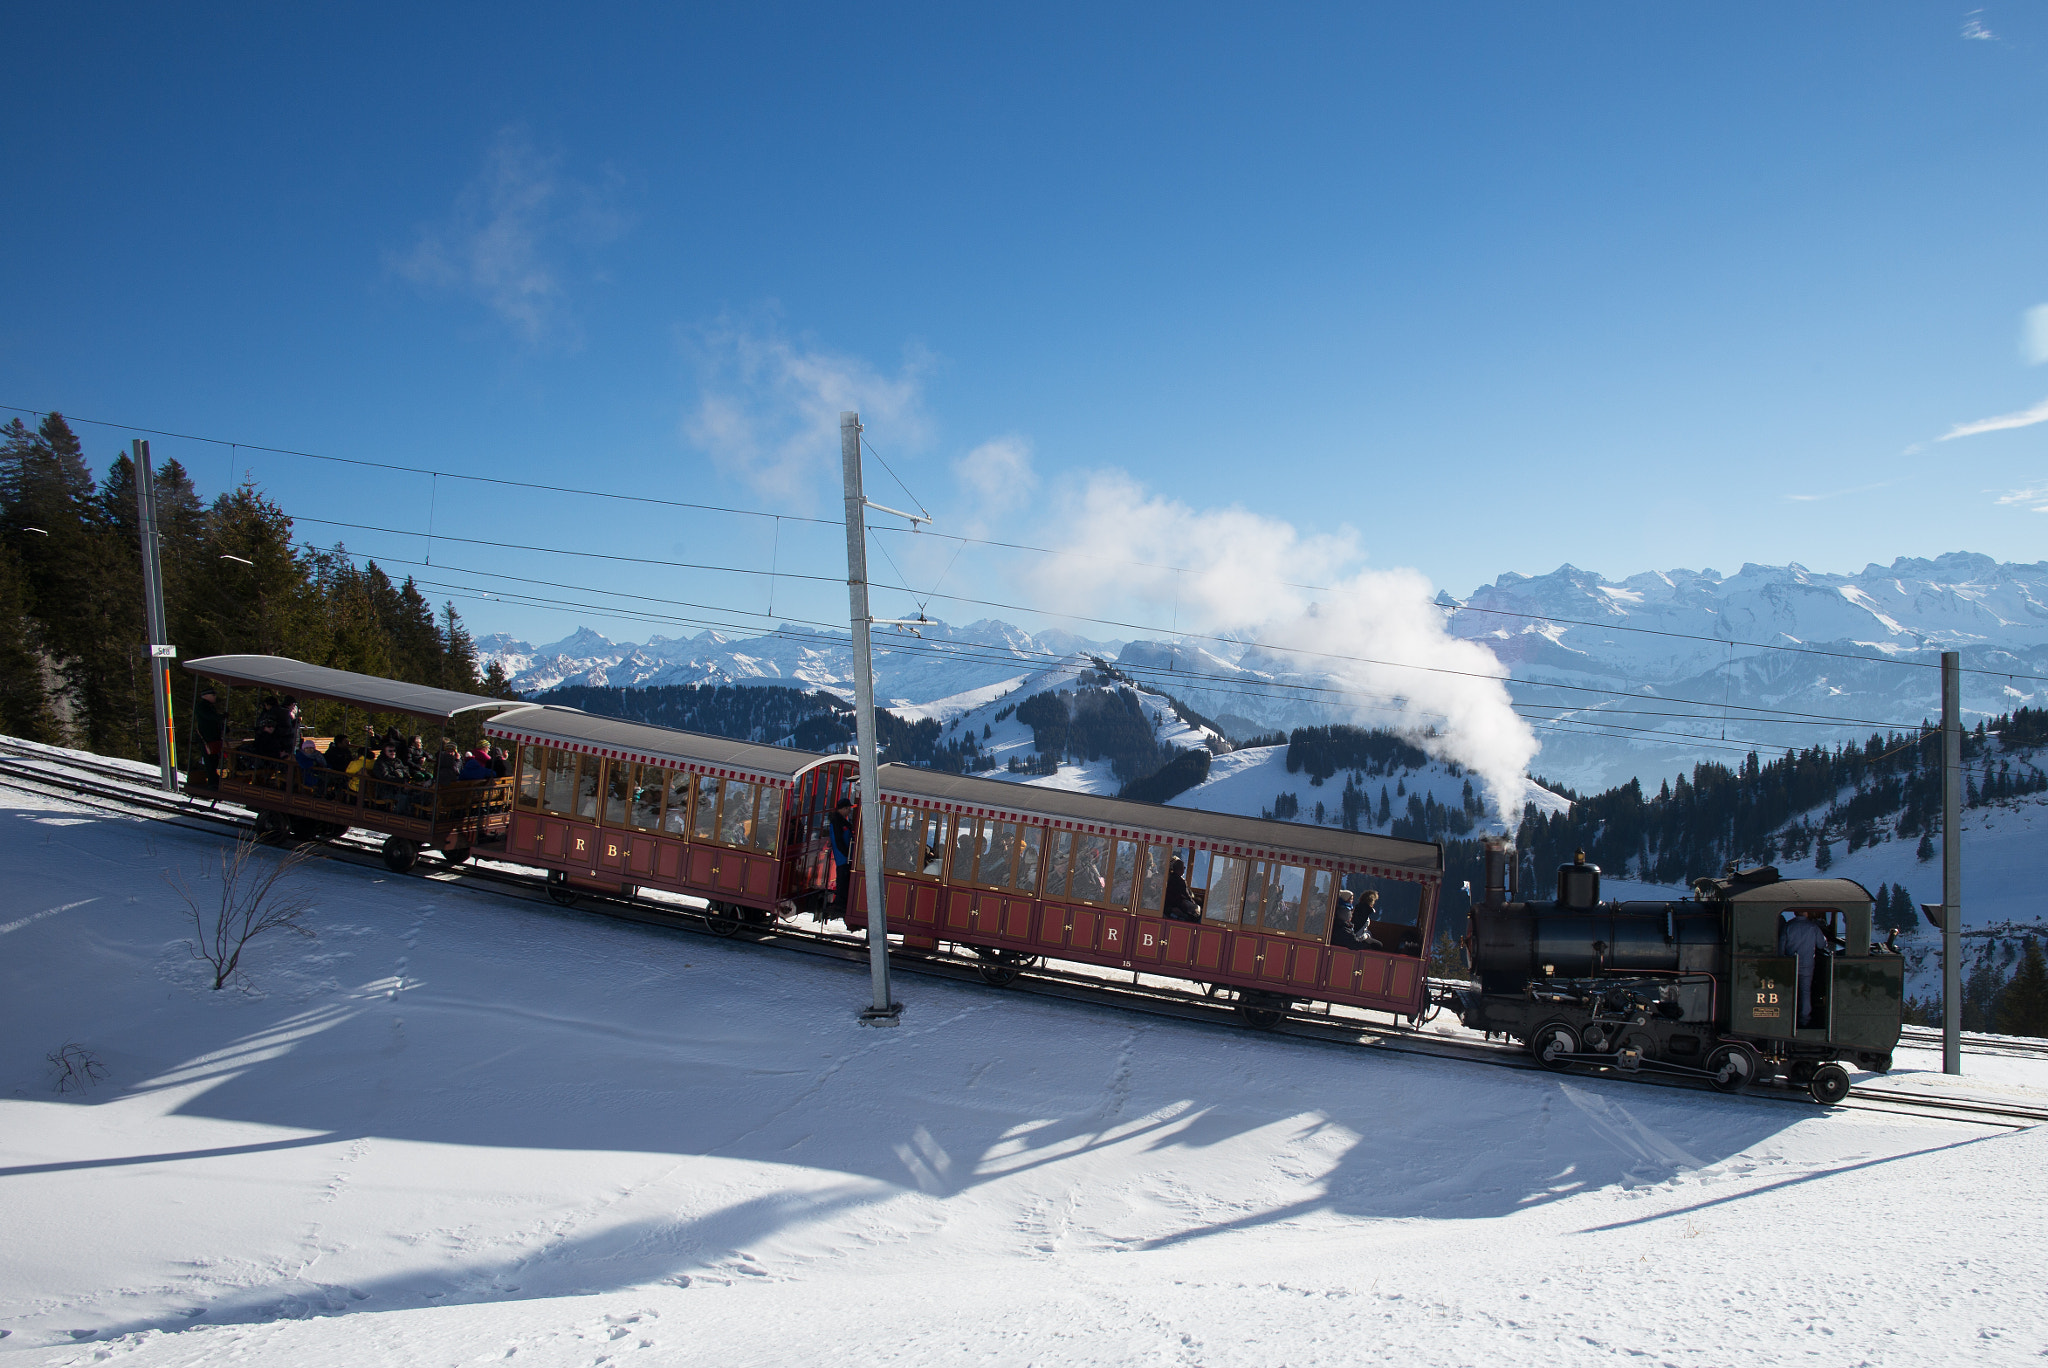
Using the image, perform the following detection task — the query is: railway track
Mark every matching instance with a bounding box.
[4,743,2044,1133]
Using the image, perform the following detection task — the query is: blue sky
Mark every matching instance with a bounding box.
[5,3,2048,652]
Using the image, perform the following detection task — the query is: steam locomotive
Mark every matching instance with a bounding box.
[1449,841,1905,1104]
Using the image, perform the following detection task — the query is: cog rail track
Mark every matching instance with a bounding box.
[3,744,2042,1132]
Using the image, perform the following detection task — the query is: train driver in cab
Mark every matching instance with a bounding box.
[1779,909,1830,1028]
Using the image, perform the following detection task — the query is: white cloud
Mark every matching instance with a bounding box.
[954,435,1037,515]
[1962,10,1996,40]
[1026,473,1537,810]
[1937,395,2048,442]
[2024,304,2048,365]
[393,129,627,345]
[1995,482,2048,512]
[682,320,932,504]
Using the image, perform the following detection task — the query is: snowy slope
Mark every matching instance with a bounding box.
[478,552,2048,797]
[4,788,2048,1366]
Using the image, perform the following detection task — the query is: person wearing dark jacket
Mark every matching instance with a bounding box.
[248,719,290,761]
[434,739,462,786]
[1163,856,1202,922]
[371,745,413,814]
[193,685,226,788]
[459,749,495,781]
[829,799,857,920]
[486,743,510,778]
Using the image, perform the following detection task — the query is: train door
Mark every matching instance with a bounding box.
[784,759,854,902]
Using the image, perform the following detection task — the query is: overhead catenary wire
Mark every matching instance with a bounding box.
[14,401,2045,687]
[14,400,2042,685]
[297,513,1942,741]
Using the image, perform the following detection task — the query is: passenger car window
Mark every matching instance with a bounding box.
[626,765,665,831]
[1109,840,1138,907]
[1302,869,1334,938]
[1044,831,1075,899]
[574,755,602,820]
[1138,845,1169,911]
[664,772,693,835]
[1069,834,1112,904]
[541,748,577,815]
[604,761,633,826]
[693,776,718,840]
[1260,864,1306,932]
[752,787,782,852]
[1239,861,1268,925]
[884,804,924,872]
[1206,856,1249,924]
[980,822,1016,888]
[719,779,756,846]
[1014,827,1044,893]
[516,746,544,810]
[948,817,979,882]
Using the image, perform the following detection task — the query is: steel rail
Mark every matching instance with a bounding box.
[2,747,2041,1131]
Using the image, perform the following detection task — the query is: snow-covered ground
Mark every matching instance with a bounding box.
[4,785,2047,1366]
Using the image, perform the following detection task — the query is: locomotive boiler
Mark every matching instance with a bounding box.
[1450,840,1905,1103]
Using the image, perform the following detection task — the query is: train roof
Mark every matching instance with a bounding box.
[1726,877,1873,904]
[484,704,821,785]
[184,654,523,723]
[876,763,1443,877]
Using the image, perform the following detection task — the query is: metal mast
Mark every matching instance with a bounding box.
[1941,650,1962,1075]
[841,412,901,1024]
[132,440,178,793]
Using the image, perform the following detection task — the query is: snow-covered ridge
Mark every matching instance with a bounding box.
[478,552,2048,794]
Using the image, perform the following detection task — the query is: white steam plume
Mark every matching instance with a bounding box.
[1029,473,1537,815]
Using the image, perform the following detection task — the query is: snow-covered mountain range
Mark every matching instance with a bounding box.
[478,552,2048,793]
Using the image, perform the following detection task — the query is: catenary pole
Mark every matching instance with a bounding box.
[132,440,178,794]
[1941,650,1962,1075]
[842,412,900,1025]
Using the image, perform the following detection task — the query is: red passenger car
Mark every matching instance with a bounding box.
[486,704,1445,1025]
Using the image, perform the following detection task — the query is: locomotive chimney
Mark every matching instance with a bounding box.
[1482,836,1513,905]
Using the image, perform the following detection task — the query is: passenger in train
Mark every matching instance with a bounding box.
[279,697,303,750]
[325,735,355,773]
[1163,857,1202,923]
[193,685,224,788]
[459,747,495,781]
[486,743,511,778]
[1332,888,1362,947]
[434,738,462,786]
[829,798,856,918]
[406,734,429,772]
[295,738,331,794]
[247,717,290,761]
[344,744,376,798]
[371,744,414,814]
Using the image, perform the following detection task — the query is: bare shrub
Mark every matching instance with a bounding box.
[170,831,319,990]
[47,1042,107,1092]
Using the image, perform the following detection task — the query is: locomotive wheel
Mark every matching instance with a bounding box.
[705,904,740,937]
[975,949,1034,988]
[545,870,577,907]
[1704,1043,1758,1093]
[253,810,291,845]
[1236,1002,1283,1031]
[441,846,472,866]
[978,962,1021,988]
[1808,1063,1851,1105]
[1529,1020,1580,1070]
[381,837,419,874]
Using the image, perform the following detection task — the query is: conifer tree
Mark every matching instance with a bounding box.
[1996,939,2048,1038]
[0,543,61,741]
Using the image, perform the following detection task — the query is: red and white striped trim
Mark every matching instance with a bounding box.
[486,728,793,790]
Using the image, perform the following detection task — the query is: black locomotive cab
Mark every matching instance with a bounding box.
[1453,839,1904,1104]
